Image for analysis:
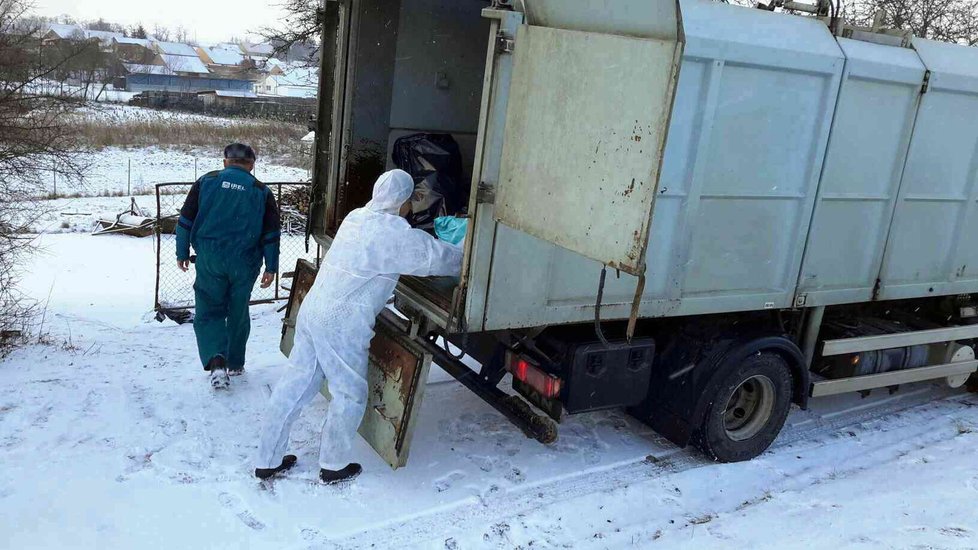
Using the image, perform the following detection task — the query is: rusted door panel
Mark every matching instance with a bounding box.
[355,310,432,469]
[494,23,683,276]
[280,259,319,357]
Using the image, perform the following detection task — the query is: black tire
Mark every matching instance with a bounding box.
[694,352,793,463]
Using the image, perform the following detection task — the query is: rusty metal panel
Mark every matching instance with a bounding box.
[494,23,682,276]
[279,259,319,357]
[355,311,432,469]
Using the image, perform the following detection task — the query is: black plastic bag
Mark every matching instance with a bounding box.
[391,133,467,230]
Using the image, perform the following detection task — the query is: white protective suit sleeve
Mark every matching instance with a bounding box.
[384,227,463,278]
[256,168,461,471]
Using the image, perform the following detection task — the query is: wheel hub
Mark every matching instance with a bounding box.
[723,374,776,442]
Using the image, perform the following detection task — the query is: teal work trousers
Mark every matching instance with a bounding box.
[193,251,261,370]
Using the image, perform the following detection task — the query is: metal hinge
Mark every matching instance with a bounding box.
[872,278,882,300]
[496,32,515,54]
[921,70,931,94]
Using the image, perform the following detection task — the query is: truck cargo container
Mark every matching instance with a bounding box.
[283,0,978,467]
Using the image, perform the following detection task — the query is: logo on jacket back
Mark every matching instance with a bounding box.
[222,181,246,191]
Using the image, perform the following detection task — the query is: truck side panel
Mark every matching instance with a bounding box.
[878,38,978,300]
[480,3,844,330]
[797,38,926,307]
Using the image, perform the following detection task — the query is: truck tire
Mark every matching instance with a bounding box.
[694,352,793,463]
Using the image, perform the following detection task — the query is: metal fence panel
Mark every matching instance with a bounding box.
[155,181,319,310]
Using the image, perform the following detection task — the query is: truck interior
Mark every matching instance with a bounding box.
[322,0,493,315]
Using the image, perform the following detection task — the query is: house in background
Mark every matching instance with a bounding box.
[197,44,247,77]
[112,36,156,64]
[257,65,318,98]
[41,24,123,52]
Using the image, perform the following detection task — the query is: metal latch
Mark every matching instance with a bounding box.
[921,70,931,94]
[794,293,808,307]
[496,32,515,54]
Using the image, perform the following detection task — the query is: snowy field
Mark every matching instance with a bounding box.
[21,143,309,235]
[2,233,978,549]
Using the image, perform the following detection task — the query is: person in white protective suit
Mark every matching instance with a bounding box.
[255,169,463,484]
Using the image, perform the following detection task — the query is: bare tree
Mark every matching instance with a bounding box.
[0,0,84,354]
[259,0,322,63]
[844,0,978,45]
[152,23,171,42]
[174,25,190,44]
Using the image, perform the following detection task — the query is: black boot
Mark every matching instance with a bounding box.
[255,455,297,480]
[320,463,362,485]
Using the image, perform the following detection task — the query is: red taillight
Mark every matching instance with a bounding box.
[507,354,562,399]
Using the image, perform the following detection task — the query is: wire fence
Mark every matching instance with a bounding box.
[154,181,319,311]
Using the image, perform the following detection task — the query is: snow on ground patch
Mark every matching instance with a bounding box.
[65,146,309,197]
[2,233,978,549]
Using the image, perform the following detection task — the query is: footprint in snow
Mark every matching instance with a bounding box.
[218,491,266,531]
[434,471,466,493]
[939,526,971,538]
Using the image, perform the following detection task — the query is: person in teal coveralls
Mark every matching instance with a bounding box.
[176,143,280,389]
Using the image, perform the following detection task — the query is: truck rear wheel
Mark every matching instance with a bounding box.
[694,352,793,462]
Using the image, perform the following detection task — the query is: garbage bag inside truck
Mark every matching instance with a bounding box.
[392,133,468,231]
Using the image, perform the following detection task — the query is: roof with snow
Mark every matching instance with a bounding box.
[123,63,175,75]
[200,46,244,66]
[44,23,85,39]
[198,90,258,98]
[84,29,124,41]
[242,42,274,56]
[44,24,123,43]
[114,36,153,47]
[160,54,210,75]
[268,67,318,87]
[155,41,198,57]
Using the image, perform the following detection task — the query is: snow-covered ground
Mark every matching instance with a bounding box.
[21,144,309,235]
[2,233,978,549]
[63,146,308,198]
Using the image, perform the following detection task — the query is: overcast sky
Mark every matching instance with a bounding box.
[34,0,289,43]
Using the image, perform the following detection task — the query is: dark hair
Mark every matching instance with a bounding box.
[224,143,256,161]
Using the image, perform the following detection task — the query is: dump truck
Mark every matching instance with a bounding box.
[282,0,978,468]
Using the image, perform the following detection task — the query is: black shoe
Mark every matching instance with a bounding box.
[205,355,227,372]
[255,455,297,480]
[320,463,362,485]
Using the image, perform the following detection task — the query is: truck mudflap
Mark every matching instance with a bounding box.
[279,260,433,470]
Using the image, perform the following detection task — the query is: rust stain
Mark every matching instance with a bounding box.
[623,178,636,198]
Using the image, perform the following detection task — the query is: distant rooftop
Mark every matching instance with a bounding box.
[200,46,244,66]
[122,63,175,76]
[160,53,210,75]
[155,41,198,57]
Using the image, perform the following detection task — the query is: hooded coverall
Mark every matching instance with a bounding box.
[256,169,462,470]
[176,165,281,371]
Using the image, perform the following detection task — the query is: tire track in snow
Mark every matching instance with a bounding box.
[330,390,977,549]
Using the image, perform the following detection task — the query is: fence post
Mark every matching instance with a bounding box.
[52,158,56,197]
[127,158,131,196]
[275,183,282,301]
[154,184,162,311]
[194,158,198,180]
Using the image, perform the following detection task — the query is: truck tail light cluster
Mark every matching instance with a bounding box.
[507,353,562,399]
